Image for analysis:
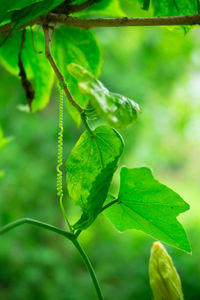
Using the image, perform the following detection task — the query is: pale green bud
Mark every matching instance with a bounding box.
[149,242,184,300]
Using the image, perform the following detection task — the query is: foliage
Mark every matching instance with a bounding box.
[105,167,190,252]
[66,125,124,229]
[67,63,141,129]
[0,0,198,299]
[151,0,198,16]
[0,29,54,111]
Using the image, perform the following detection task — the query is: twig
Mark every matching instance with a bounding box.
[1,14,200,38]
[30,27,42,54]
[43,25,83,114]
[44,13,200,29]
[43,25,93,133]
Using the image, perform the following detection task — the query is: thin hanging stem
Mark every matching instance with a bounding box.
[57,85,73,232]
[43,25,93,134]
[72,239,104,300]
[43,25,83,114]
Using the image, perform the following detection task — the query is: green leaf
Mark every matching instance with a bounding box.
[0,170,4,178]
[84,0,114,11]
[66,125,124,230]
[0,29,54,111]
[152,0,198,32]
[0,0,41,24]
[142,0,150,10]
[152,0,198,16]
[105,167,191,252]
[67,63,141,129]
[73,0,125,17]
[11,0,66,29]
[53,27,101,125]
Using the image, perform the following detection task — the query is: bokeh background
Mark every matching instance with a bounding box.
[1,2,200,300]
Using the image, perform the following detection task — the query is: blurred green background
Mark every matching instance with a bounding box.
[1,3,200,300]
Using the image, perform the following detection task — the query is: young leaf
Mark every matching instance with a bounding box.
[0,29,54,111]
[67,63,141,129]
[66,125,124,230]
[53,27,101,125]
[104,167,191,252]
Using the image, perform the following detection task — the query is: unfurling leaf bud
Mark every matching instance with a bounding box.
[149,242,184,300]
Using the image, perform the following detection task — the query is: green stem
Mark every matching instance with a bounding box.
[72,239,104,300]
[100,199,119,213]
[1,218,104,299]
[0,218,75,241]
[81,111,93,134]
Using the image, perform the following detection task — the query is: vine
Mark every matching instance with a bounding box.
[0,1,194,299]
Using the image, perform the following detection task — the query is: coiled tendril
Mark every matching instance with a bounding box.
[57,83,72,232]
[57,84,64,199]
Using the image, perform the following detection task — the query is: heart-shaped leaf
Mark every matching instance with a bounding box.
[105,167,191,252]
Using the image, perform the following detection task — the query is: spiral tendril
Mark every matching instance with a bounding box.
[56,84,73,232]
[57,85,64,199]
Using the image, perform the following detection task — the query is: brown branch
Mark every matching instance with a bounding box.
[44,13,200,29]
[1,14,200,36]
[42,25,83,114]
